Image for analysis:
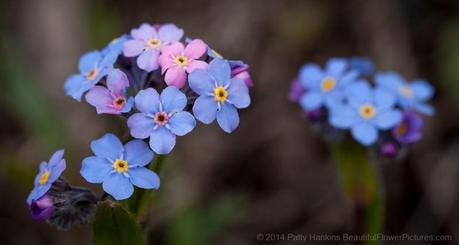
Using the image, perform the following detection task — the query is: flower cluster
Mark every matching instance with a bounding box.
[290,58,434,157]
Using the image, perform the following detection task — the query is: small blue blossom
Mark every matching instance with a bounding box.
[375,72,434,115]
[188,58,251,133]
[299,58,358,111]
[127,87,196,154]
[64,50,117,101]
[330,81,402,145]
[80,133,159,200]
[27,149,66,204]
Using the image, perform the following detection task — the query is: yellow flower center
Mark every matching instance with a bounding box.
[320,77,336,92]
[214,86,228,103]
[399,86,413,97]
[147,38,161,48]
[396,122,407,136]
[86,68,99,80]
[359,103,377,119]
[113,159,128,173]
[174,55,188,67]
[39,171,50,185]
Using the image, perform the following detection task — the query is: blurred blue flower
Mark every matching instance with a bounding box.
[64,50,117,101]
[127,87,196,154]
[27,149,66,204]
[80,133,159,200]
[375,72,434,115]
[188,58,251,133]
[349,57,374,77]
[299,58,358,111]
[330,81,402,145]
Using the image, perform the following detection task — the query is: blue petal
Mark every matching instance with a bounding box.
[345,80,372,107]
[193,95,217,124]
[208,58,231,86]
[99,51,118,68]
[351,123,378,146]
[324,90,345,110]
[124,140,154,167]
[160,86,187,113]
[48,159,66,183]
[339,70,358,86]
[375,109,402,129]
[127,113,156,139]
[128,167,160,189]
[414,102,435,116]
[329,105,358,129]
[149,127,176,154]
[64,74,91,102]
[325,58,347,77]
[227,78,250,109]
[134,88,160,114]
[80,156,112,183]
[103,173,134,200]
[300,92,323,110]
[48,149,64,166]
[90,133,124,160]
[168,111,196,136]
[375,72,405,92]
[216,103,239,133]
[188,69,214,95]
[410,80,434,101]
[374,88,396,109]
[78,51,102,74]
[26,184,51,204]
[299,64,323,89]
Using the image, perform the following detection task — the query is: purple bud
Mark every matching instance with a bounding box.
[289,77,306,102]
[30,193,55,220]
[305,108,322,122]
[392,110,424,144]
[231,64,253,87]
[379,141,399,158]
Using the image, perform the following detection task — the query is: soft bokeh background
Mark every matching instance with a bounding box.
[1,0,459,244]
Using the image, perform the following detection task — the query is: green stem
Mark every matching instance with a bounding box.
[332,141,383,245]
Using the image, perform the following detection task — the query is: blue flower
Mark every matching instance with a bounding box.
[349,57,374,77]
[375,72,434,115]
[127,87,196,154]
[80,133,159,200]
[188,58,251,133]
[27,149,66,204]
[299,58,358,111]
[330,81,402,145]
[64,50,117,101]
[102,34,129,56]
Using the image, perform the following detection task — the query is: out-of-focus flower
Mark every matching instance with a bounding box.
[123,23,183,72]
[27,149,66,204]
[64,51,117,101]
[349,57,374,77]
[158,39,208,88]
[189,59,250,133]
[379,140,400,158]
[330,81,402,146]
[102,34,129,56]
[80,133,159,200]
[127,87,196,154]
[289,77,306,102]
[299,58,358,111]
[231,62,253,87]
[392,110,424,144]
[30,193,55,220]
[85,69,133,114]
[375,72,434,115]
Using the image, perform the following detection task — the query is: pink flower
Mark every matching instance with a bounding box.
[158,39,208,88]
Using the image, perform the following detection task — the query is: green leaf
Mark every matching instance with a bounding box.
[94,201,145,245]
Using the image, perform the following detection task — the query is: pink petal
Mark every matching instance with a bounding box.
[107,69,129,96]
[186,60,208,73]
[161,42,184,56]
[165,66,187,88]
[85,86,120,114]
[123,40,146,57]
[184,39,207,59]
[158,53,176,74]
[130,23,155,41]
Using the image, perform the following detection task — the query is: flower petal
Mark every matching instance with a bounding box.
[124,140,154,167]
[149,127,176,154]
[161,41,184,57]
[86,86,117,114]
[227,78,250,109]
[216,103,240,133]
[131,23,154,41]
[351,123,378,146]
[186,60,208,73]
[160,86,187,113]
[127,113,156,139]
[410,80,434,101]
[188,69,214,95]
[107,69,129,96]
[80,156,112,183]
[299,64,323,89]
[90,133,124,160]
[375,109,402,129]
[64,74,91,102]
[128,168,160,189]
[123,40,146,57]
[164,66,187,88]
[137,49,160,72]
[184,39,207,59]
[103,173,134,200]
[345,80,372,107]
[78,51,101,74]
[300,92,323,110]
[134,88,160,114]
[193,95,217,124]
[48,159,66,183]
[374,88,396,109]
[329,105,358,129]
[325,58,347,77]
[158,24,184,43]
[168,111,196,136]
[48,149,64,166]
[208,58,231,85]
[27,184,51,205]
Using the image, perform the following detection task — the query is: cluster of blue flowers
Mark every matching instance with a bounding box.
[27,23,253,227]
[290,58,434,157]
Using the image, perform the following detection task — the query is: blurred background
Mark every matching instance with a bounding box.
[1,0,459,244]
